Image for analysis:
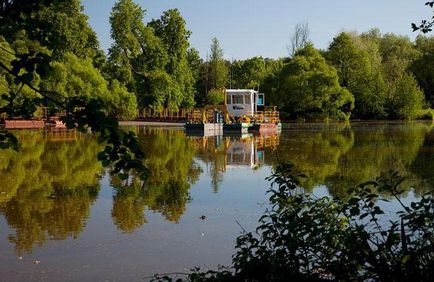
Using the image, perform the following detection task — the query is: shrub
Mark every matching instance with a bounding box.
[153,163,434,281]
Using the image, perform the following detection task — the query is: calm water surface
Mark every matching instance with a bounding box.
[1,122,433,281]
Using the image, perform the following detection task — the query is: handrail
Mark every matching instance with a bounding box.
[136,107,280,124]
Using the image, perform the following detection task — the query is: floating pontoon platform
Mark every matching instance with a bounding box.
[185,123,223,136]
[223,123,251,134]
[249,123,282,133]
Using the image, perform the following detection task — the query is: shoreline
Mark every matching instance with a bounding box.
[119,121,185,127]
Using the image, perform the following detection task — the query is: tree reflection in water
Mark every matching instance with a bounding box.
[111,128,202,232]
[1,122,434,253]
[0,130,103,254]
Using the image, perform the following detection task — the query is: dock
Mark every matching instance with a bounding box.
[223,123,252,134]
[185,123,223,136]
[2,119,45,129]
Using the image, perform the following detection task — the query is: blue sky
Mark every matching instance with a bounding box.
[82,0,432,60]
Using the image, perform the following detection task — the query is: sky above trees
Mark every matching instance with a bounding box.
[82,0,432,59]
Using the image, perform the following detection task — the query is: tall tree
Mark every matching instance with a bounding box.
[186,48,205,106]
[149,9,195,108]
[410,35,434,106]
[208,37,228,91]
[108,0,168,108]
[379,33,419,82]
[261,58,285,106]
[378,33,424,119]
[326,32,387,119]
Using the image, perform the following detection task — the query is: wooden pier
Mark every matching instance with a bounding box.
[3,119,45,129]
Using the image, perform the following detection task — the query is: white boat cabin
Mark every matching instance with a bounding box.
[225,89,265,117]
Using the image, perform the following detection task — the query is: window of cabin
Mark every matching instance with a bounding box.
[245,94,251,105]
[226,95,232,104]
[257,94,265,106]
[232,95,244,104]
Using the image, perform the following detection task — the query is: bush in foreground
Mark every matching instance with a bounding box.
[153,163,434,281]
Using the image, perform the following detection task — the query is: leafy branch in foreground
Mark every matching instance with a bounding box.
[153,163,434,281]
[63,98,149,181]
[412,1,434,33]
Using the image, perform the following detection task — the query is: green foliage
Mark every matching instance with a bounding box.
[261,58,285,106]
[108,2,195,110]
[43,52,137,119]
[379,33,419,82]
[208,38,229,91]
[276,44,354,120]
[109,79,138,120]
[387,74,425,120]
[150,9,196,109]
[411,35,434,107]
[207,89,224,105]
[108,0,168,106]
[187,48,205,105]
[324,30,427,120]
[45,53,110,100]
[0,0,101,61]
[326,32,387,119]
[154,163,434,281]
[231,57,266,90]
[327,33,370,88]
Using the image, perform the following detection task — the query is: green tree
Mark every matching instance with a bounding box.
[208,38,228,91]
[231,57,266,90]
[186,48,205,104]
[109,79,138,120]
[108,0,168,108]
[276,44,354,120]
[108,2,196,110]
[376,33,425,119]
[43,52,137,120]
[327,32,387,119]
[261,58,285,106]
[411,35,434,106]
[387,73,425,119]
[379,33,419,82]
[150,9,196,109]
[0,0,101,61]
[207,88,224,105]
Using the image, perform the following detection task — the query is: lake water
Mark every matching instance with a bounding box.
[0,122,433,281]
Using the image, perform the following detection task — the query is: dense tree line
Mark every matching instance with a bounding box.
[1,1,434,121]
[258,30,434,120]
